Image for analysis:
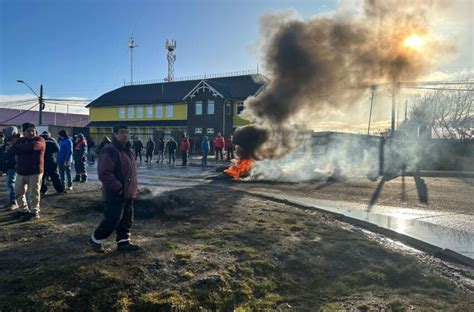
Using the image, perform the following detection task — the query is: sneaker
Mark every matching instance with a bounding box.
[20,212,40,222]
[67,185,73,191]
[80,176,87,183]
[117,242,140,252]
[5,202,19,211]
[12,210,28,219]
[88,238,108,253]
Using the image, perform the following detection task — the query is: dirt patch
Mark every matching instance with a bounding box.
[0,179,472,311]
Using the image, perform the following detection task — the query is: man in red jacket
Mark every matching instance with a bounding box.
[89,125,139,253]
[11,123,45,221]
[213,132,225,161]
[180,134,190,166]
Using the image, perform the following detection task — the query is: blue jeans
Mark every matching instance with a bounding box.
[7,169,16,204]
[58,162,72,187]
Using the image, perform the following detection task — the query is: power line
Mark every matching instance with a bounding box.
[0,103,39,124]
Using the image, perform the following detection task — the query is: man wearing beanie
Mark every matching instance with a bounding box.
[1,126,20,210]
[57,129,73,190]
[11,122,46,221]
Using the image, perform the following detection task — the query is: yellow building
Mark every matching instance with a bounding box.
[87,73,267,144]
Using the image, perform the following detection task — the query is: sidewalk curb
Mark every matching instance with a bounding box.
[247,192,474,268]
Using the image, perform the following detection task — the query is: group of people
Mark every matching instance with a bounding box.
[128,132,235,167]
[0,123,90,221]
[0,123,140,252]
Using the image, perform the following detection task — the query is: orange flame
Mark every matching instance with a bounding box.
[224,158,253,180]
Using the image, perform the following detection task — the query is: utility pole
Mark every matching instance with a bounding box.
[367,84,376,135]
[39,84,44,126]
[391,79,397,135]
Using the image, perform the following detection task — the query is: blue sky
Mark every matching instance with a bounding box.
[0,0,336,101]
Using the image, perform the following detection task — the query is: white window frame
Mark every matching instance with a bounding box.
[128,106,135,119]
[207,128,214,134]
[156,105,163,118]
[146,106,153,118]
[137,106,144,119]
[195,101,202,115]
[166,104,173,118]
[195,128,202,134]
[207,100,215,115]
[119,107,126,119]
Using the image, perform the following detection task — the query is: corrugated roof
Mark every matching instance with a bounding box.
[86,74,267,108]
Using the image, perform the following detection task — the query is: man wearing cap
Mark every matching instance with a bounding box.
[1,126,20,210]
[40,131,65,194]
[89,125,140,253]
[11,122,46,221]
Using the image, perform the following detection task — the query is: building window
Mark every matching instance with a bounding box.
[166,104,173,117]
[195,128,202,134]
[237,101,244,115]
[207,100,214,115]
[156,105,163,118]
[226,102,231,115]
[207,128,214,134]
[128,106,134,119]
[119,107,125,119]
[146,106,153,118]
[137,106,144,119]
[195,101,202,115]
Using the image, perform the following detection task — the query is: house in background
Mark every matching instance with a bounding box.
[86,73,267,145]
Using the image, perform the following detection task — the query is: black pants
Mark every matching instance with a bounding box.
[226,148,234,161]
[215,148,223,160]
[41,162,65,193]
[93,200,134,243]
[135,150,142,163]
[74,158,86,175]
[182,151,188,165]
[145,152,153,162]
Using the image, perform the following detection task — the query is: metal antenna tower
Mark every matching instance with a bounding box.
[129,35,138,85]
[165,39,176,82]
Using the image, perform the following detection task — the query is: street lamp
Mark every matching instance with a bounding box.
[17,80,44,125]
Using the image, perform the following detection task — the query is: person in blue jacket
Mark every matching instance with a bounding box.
[57,130,73,190]
[201,136,210,165]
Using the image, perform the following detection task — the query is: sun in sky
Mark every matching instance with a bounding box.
[403,35,424,50]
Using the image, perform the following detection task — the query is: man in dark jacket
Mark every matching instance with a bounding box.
[11,123,46,221]
[132,137,144,163]
[73,133,88,182]
[89,125,139,253]
[155,137,165,164]
[40,131,65,194]
[166,137,177,165]
[145,137,155,163]
[1,126,20,210]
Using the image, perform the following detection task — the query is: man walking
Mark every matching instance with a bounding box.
[180,134,190,166]
[57,130,73,191]
[11,123,45,221]
[89,125,139,253]
[145,137,155,163]
[40,131,65,194]
[1,126,20,210]
[73,133,88,182]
